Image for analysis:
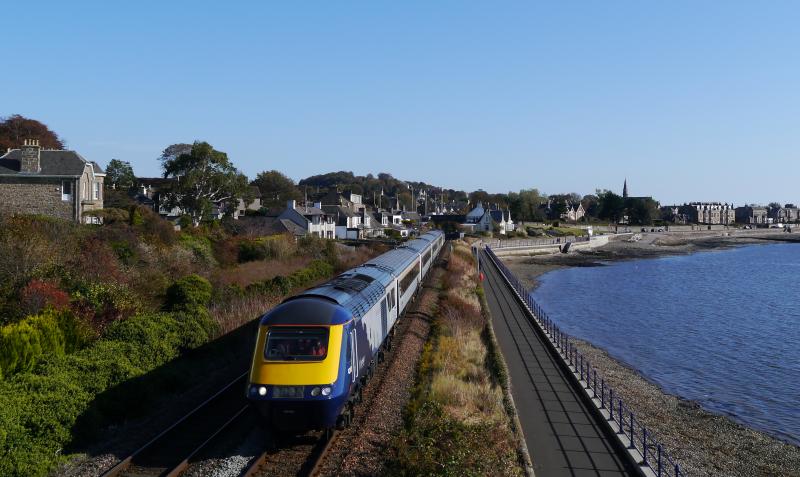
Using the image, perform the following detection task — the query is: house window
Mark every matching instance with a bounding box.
[61,181,73,201]
[93,182,101,200]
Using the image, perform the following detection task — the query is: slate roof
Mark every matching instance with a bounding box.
[322,205,355,218]
[295,205,326,216]
[0,149,102,176]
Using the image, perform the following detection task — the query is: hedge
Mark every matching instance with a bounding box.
[0,309,215,477]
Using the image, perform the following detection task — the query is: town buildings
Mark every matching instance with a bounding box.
[462,201,515,234]
[0,140,105,223]
[734,205,769,225]
[678,202,735,225]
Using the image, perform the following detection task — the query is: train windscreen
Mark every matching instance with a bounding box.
[264,327,329,361]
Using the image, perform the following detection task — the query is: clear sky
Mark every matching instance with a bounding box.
[3,1,799,205]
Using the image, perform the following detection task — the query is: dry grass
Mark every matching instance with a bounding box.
[208,293,280,335]
[211,256,312,288]
[392,239,522,475]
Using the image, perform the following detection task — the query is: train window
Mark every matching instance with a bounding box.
[265,327,329,361]
[423,249,432,266]
[388,288,396,310]
[399,266,417,296]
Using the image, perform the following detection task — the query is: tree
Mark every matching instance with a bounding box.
[252,170,301,208]
[105,159,136,190]
[626,197,659,225]
[768,202,782,210]
[0,114,65,151]
[160,141,248,225]
[597,190,625,222]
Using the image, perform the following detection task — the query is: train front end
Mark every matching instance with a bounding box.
[247,297,353,431]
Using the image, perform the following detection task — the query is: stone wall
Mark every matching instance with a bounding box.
[0,177,76,221]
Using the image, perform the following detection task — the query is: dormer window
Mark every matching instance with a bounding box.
[61,181,73,201]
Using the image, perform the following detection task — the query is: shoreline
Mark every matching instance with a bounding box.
[502,232,800,477]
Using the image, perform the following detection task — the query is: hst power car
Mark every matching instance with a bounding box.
[246,231,444,431]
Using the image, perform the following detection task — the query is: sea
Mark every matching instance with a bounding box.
[531,243,800,446]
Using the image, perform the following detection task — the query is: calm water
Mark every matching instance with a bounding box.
[532,243,800,445]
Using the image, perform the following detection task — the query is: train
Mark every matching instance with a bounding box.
[246,230,445,431]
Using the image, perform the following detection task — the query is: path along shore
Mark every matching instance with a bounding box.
[502,230,800,477]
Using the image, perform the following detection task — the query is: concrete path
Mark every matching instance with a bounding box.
[481,250,637,477]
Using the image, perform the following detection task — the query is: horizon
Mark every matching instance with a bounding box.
[3,2,799,205]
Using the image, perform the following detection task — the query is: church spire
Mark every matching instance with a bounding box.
[623,178,628,198]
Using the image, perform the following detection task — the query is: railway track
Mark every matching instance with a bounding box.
[102,372,251,477]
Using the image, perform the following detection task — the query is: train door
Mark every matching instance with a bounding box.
[349,328,358,383]
[381,297,388,339]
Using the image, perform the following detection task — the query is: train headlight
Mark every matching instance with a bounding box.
[311,387,321,396]
[321,386,331,396]
[258,386,267,396]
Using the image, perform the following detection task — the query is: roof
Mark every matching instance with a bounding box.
[301,230,443,318]
[322,205,355,218]
[465,201,485,219]
[295,205,326,216]
[0,149,102,176]
[239,216,306,236]
[489,210,505,222]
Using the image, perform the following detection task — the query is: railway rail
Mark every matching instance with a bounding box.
[101,372,250,477]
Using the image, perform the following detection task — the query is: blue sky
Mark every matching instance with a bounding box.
[3,1,799,205]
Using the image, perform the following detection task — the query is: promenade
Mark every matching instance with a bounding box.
[481,250,637,477]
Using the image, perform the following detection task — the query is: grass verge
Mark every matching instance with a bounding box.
[388,241,524,476]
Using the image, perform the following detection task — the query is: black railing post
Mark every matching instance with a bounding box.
[618,401,624,433]
[609,388,614,419]
[643,428,648,466]
[600,379,605,408]
[657,444,662,477]
[629,412,635,449]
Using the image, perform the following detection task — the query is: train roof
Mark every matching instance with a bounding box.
[293,230,444,319]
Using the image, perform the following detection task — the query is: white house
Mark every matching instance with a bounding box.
[279,200,336,238]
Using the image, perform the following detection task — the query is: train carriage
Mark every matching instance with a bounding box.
[247,230,444,431]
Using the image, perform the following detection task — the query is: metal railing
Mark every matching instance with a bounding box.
[483,246,684,477]
[486,235,591,249]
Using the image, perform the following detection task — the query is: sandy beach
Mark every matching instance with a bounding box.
[502,230,800,477]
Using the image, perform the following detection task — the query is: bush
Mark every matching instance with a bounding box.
[165,274,212,311]
[0,309,90,380]
[178,233,218,267]
[71,282,139,330]
[0,309,217,476]
[19,280,70,317]
[238,239,267,262]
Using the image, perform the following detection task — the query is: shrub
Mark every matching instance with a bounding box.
[0,308,218,477]
[19,280,70,317]
[165,274,213,311]
[110,240,137,265]
[0,309,90,380]
[71,282,139,330]
[179,233,218,267]
[238,239,267,263]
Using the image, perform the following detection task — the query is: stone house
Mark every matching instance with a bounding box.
[768,205,799,224]
[0,139,105,223]
[679,202,735,225]
[735,206,769,225]
[561,202,585,222]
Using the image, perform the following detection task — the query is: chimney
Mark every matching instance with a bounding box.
[288,199,296,210]
[20,139,41,173]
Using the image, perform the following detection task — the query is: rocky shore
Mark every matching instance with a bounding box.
[503,231,800,477]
